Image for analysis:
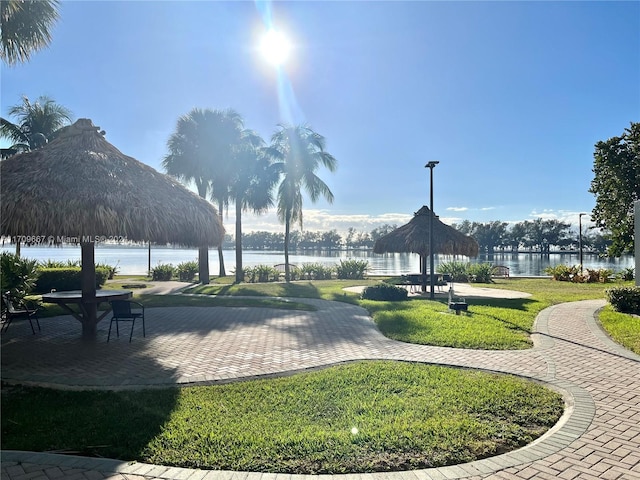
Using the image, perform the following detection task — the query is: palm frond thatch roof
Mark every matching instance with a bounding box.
[1,118,223,247]
[373,206,479,257]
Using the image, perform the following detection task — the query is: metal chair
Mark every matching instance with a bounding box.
[1,293,41,334]
[107,300,145,342]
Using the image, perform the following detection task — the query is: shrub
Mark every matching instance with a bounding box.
[583,268,614,283]
[1,252,39,298]
[605,286,640,314]
[361,283,408,301]
[545,264,580,282]
[34,267,109,293]
[242,265,280,283]
[242,266,256,283]
[617,267,635,281]
[151,263,175,281]
[545,264,614,283]
[437,261,469,282]
[467,263,494,283]
[39,259,81,268]
[176,261,198,282]
[335,259,369,279]
[96,261,119,280]
[289,266,301,281]
[299,263,334,280]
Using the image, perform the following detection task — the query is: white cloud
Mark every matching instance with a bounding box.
[221,207,596,238]
[225,209,413,235]
[529,209,595,229]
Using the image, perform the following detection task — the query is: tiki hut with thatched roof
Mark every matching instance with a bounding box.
[374,206,479,292]
[1,118,224,339]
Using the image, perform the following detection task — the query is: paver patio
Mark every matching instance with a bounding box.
[1,292,639,479]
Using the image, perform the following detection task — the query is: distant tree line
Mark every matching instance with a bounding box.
[451,219,612,255]
[222,224,398,251]
[221,220,613,255]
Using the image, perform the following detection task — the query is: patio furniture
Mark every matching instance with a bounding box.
[1,293,41,334]
[447,284,468,315]
[492,265,510,278]
[41,290,132,336]
[401,274,449,293]
[107,300,145,342]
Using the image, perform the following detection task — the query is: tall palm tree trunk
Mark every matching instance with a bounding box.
[235,200,243,283]
[217,200,226,277]
[198,246,210,285]
[196,183,210,284]
[284,214,291,282]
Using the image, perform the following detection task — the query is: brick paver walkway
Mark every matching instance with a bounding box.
[2,297,639,479]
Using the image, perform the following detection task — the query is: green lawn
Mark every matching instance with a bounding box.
[1,361,563,474]
[366,278,635,350]
[598,305,640,354]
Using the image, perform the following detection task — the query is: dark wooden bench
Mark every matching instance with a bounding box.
[492,265,510,278]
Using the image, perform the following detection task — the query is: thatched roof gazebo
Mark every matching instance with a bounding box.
[374,206,479,292]
[1,118,224,339]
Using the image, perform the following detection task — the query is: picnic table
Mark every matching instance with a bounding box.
[41,289,132,337]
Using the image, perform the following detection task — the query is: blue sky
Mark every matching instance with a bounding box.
[2,0,638,235]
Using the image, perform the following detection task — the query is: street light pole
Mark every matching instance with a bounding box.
[425,161,439,299]
[579,213,587,273]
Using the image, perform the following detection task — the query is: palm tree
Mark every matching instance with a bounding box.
[1,95,72,155]
[203,110,245,278]
[163,108,244,282]
[228,130,279,282]
[1,0,60,66]
[267,124,337,281]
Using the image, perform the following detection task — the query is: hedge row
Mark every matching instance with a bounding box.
[34,267,110,293]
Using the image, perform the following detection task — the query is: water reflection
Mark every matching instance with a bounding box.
[2,245,634,277]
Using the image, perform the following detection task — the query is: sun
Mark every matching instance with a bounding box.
[260,28,291,66]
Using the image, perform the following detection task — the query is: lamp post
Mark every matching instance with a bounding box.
[579,213,587,273]
[425,161,439,299]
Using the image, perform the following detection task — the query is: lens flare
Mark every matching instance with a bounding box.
[261,29,291,66]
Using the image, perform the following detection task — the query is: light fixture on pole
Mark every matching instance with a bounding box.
[579,213,587,273]
[425,161,439,299]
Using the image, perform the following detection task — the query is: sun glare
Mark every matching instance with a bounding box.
[261,29,291,66]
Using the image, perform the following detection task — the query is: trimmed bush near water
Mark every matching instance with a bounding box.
[335,259,369,279]
[176,261,198,282]
[151,263,175,281]
[34,267,109,293]
[545,264,614,283]
[361,283,408,301]
[243,265,280,283]
[605,286,640,314]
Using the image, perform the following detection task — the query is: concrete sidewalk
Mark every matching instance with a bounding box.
[2,293,639,479]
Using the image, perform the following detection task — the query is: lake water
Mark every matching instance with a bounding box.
[1,245,635,277]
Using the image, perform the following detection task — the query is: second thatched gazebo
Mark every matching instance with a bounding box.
[373,206,479,292]
[1,118,224,338]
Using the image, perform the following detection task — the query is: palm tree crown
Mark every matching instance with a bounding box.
[0,95,72,156]
[268,124,337,280]
[1,0,60,66]
[163,108,245,280]
[229,129,279,282]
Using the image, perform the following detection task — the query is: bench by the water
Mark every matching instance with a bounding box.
[492,265,510,278]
